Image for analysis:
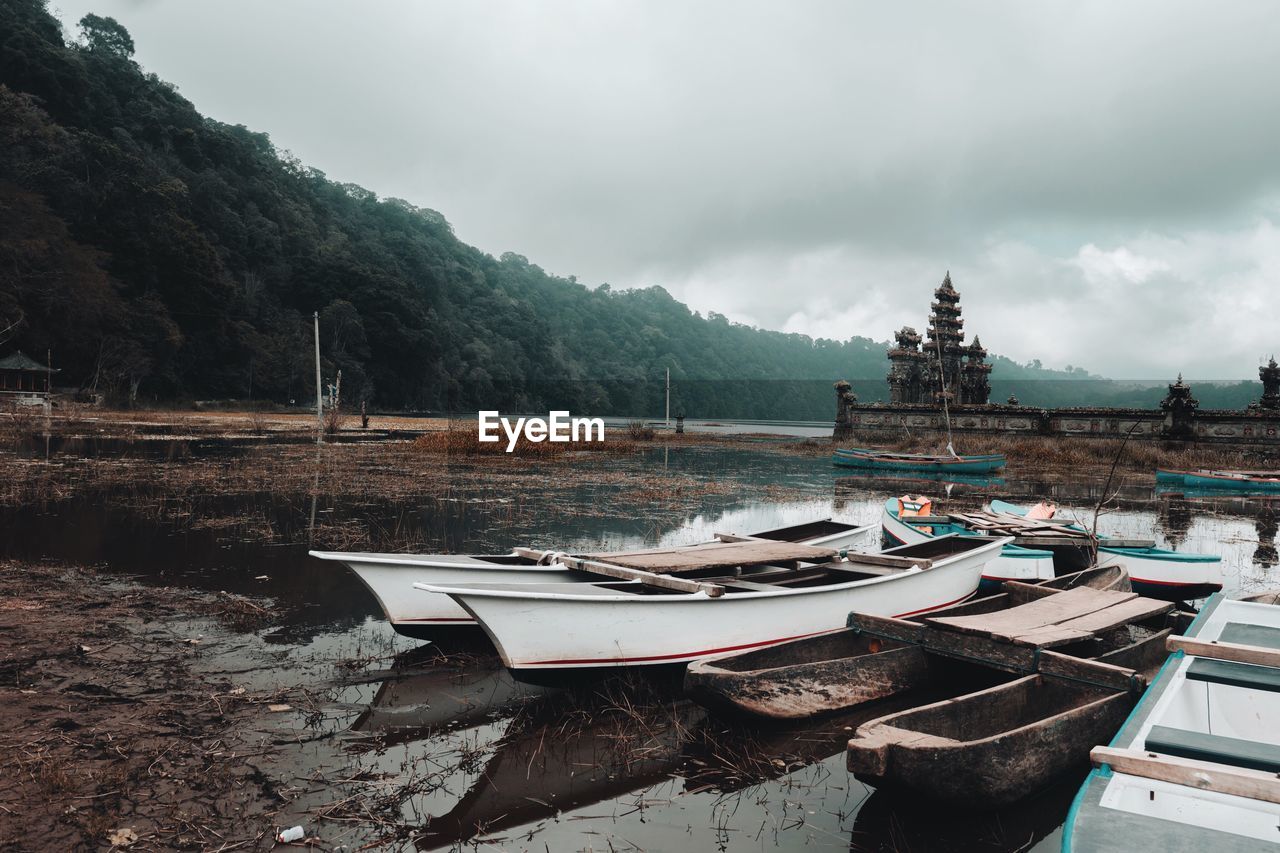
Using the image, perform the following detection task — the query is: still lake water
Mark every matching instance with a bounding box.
[3,440,1277,851]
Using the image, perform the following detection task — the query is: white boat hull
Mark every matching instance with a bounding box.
[1094,548,1222,599]
[313,522,875,634]
[325,554,577,631]
[420,538,1004,670]
[881,508,1056,584]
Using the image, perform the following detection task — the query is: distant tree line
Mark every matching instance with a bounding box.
[0,0,1256,418]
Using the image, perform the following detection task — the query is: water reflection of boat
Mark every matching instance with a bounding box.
[835,469,1005,488]
[310,518,873,637]
[848,771,1083,851]
[414,698,708,850]
[350,665,554,742]
[418,536,1006,672]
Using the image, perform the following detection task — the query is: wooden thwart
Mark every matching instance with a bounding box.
[512,548,725,597]
[1166,635,1280,669]
[924,587,1171,649]
[1091,746,1280,806]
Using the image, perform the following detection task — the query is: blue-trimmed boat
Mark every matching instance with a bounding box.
[1064,594,1280,851]
[833,447,1006,475]
[990,500,1223,602]
[881,497,1058,589]
[1156,467,1280,493]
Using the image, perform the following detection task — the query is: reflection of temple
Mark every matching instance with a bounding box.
[1157,498,1194,549]
[887,273,992,405]
[1257,510,1278,568]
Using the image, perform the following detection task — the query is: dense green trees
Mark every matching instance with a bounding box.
[2,0,1238,417]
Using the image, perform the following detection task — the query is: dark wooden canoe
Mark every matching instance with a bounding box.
[684,565,1142,721]
[844,628,1170,808]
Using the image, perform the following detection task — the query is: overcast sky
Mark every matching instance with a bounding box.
[51,1,1280,379]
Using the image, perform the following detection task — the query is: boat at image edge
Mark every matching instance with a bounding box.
[1064,594,1280,851]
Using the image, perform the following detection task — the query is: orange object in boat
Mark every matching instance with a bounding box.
[898,495,933,518]
[1027,501,1057,520]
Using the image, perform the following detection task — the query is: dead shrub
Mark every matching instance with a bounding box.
[625,420,656,441]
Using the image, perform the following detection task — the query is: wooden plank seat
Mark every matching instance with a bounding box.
[923,587,1172,648]
[1145,725,1280,774]
[1218,622,1280,651]
[1186,657,1280,693]
[1091,746,1280,806]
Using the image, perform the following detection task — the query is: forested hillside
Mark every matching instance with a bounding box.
[2,0,1228,419]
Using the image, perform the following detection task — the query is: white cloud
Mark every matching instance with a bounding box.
[1075,245,1171,285]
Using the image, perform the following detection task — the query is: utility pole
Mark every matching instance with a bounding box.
[665,368,670,430]
[314,311,323,444]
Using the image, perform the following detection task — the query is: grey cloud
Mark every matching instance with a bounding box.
[50,0,1280,377]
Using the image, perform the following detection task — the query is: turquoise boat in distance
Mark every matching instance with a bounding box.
[1155,467,1280,493]
[833,447,1006,475]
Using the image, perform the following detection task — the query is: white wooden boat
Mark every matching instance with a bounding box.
[1064,595,1280,850]
[310,518,873,636]
[881,497,1058,587]
[414,535,1009,672]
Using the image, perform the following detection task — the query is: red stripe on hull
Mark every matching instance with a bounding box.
[398,617,475,623]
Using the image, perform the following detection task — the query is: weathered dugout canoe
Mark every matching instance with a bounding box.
[845,670,1140,808]
[834,447,1007,474]
[684,566,1143,721]
[844,627,1170,808]
[683,631,1013,721]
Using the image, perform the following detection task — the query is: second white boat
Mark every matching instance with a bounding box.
[415,535,1009,672]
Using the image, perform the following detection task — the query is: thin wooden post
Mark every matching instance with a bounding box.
[665,368,670,430]
[313,311,323,444]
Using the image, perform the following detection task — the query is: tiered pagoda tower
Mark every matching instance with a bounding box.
[924,272,967,403]
[885,272,991,405]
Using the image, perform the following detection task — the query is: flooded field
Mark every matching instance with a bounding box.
[1,431,1276,851]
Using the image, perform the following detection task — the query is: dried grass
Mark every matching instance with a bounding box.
[799,429,1277,472]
